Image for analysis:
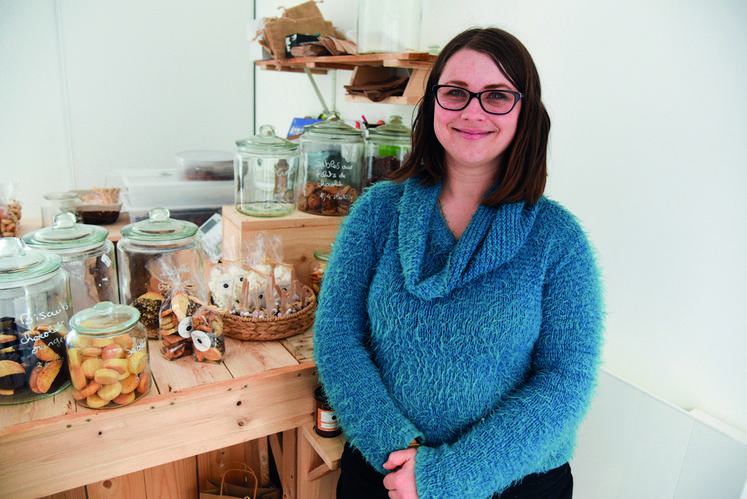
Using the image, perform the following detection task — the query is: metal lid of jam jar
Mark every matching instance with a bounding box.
[120,207,198,244]
[366,115,412,145]
[22,212,109,254]
[69,301,140,335]
[236,124,299,157]
[301,114,363,143]
[0,237,62,286]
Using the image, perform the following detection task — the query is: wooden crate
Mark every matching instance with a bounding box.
[222,207,343,285]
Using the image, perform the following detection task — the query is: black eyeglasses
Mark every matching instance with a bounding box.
[432,85,523,115]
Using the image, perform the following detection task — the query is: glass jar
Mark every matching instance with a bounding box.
[298,116,364,216]
[357,0,423,54]
[308,246,332,295]
[314,384,341,437]
[23,212,119,316]
[235,124,300,217]
[0,237,71,405]
[117,207,205,338]
[66,301,150,409]
[41,191,81,227]
[363,115,412,188]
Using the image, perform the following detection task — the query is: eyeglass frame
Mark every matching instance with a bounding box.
[431,84,524,115]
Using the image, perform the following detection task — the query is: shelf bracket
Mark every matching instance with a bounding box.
[304,67,336,116]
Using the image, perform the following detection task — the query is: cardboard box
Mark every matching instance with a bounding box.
[222,206,343,285]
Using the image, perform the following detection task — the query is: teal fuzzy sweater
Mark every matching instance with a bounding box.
[313,178,604,498]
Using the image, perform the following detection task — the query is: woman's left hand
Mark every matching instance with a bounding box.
[382,447,419,499]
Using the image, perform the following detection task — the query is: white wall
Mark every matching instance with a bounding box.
[2,0,745,447]
[1,0,254,215]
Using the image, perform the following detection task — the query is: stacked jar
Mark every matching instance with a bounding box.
[22,212,118,316]
[66,301,151,409]
[0,238,71,405]
[117,207,205,339]
[235,124,300,217]
[298,116,364,216]
[363,115,412,188]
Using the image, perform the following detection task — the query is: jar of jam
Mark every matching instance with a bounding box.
[23,212,118,316]
[298,115,364,216]
[235,124,300,217]
[314,384,341,437]
[363,115,411,188]
[0,237,71,405]
[66,301,150,409]
[117,207,205,338]
[308,246,332,295]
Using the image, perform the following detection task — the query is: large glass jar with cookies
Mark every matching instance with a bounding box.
[298,115,364,216]
[0,237,72,405]
[22,211,119,316]
[117,207,206,339]
[66,301,150,409]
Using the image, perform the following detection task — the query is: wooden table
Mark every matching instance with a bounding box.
[0,331,342,499]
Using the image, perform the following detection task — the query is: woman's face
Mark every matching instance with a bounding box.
[434,48,521,175]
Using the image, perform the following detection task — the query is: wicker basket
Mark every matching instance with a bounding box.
[219,284,317,341]
[1,201,22,238]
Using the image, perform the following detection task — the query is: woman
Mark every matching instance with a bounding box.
[313,27,604,499]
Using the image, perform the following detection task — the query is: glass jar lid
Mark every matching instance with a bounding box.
[22,212,108,252]
[69,301,141,335]
[367,115,411,143]
[302,115,363,142]
[236,124,299,156]
[0,237,63,285]
[121,207,198,243]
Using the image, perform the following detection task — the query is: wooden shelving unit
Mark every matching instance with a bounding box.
[255,52,437,106]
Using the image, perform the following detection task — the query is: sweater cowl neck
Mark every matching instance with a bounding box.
[397,179,539,300]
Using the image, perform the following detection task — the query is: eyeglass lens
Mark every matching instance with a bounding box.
[435,86,518,115]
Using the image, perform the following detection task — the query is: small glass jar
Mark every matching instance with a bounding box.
[357,0,423,53]
[23,212,119,316]
[363,115,411,188]
[66,301,151,409]
[308,246,332,295]
[41,191,81,227]
[117,207,205,338]
[299,116,364,216]
[314,384,341,437]
[0,237,71,405]
[235,124,300,217]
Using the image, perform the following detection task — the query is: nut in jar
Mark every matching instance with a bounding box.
[67,302,151,409]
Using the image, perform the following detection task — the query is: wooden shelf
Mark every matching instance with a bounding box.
[256,52,436,106]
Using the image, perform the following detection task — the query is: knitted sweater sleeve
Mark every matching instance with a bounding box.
[415,209,605,498]
[313,184,425,469]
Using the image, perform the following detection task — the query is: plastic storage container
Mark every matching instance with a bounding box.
[0,237,71,405]
[66,301,151,409]
[363,115,411,188]
[119,169,233,208]
[117,207,205,338]
[357,0,423,53]
[235,124,300,217]
[23,212,119,316]
[175,150,234,181]
[298,116,364,216]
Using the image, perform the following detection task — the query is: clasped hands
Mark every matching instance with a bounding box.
[382,446,419,499]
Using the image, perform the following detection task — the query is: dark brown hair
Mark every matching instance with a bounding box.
[391,27,551,206]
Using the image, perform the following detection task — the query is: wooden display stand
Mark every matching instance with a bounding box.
[222,207,343,285]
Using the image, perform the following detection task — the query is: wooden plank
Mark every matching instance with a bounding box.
[296,424,341,499]
[280,329,315,364]
[224,338,299,378]
[144,457,198,498]
[37,487,87,499]
[148,339,234,393]
[0,387,77,427]
[0,363,317,498]
[300,421,344,471]
[86,469,147,499]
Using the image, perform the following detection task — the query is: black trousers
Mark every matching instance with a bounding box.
[337,443,573,499]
